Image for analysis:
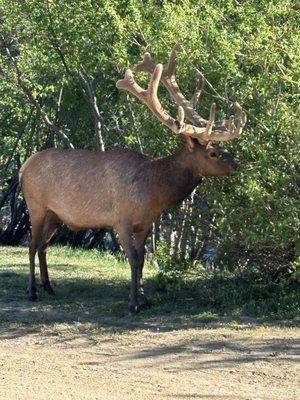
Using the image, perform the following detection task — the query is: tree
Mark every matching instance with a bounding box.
[0,0,298,271]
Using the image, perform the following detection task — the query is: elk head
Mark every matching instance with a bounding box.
[116,44,246,178]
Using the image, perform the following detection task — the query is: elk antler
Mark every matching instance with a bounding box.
[117,44,246,145]
[116,64,185,135]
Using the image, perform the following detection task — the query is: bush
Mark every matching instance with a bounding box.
[153,245,299,319]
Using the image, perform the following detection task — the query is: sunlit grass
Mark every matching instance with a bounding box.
[0,245,159,328]
[0,245,298,337]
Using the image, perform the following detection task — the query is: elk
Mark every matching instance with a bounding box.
[20,45,246,311]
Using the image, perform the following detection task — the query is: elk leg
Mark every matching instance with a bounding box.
[38,211,61,295]
[27,211,45,301]
[134,228,151,308]
[117,224,140,312]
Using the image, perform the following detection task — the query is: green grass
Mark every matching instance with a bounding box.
[0,246,299,336]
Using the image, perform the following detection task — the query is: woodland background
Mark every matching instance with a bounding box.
[0,0,299,285]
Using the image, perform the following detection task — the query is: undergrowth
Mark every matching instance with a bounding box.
[153,242,299,319]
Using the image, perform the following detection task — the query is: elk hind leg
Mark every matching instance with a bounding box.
[28,211,46,301]
[38,211,61,295]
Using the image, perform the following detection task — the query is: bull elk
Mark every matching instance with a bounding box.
[20,45,246,311]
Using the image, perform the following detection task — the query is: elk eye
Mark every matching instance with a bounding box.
[210,151,218,158]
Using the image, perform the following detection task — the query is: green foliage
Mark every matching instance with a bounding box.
[0,0,299,262]
[153,240,185,273]
[154,237,299,319]
[154,260,299,319]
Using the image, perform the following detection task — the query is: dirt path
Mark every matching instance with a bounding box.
[0,323,299,400]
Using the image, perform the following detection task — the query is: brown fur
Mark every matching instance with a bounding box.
[20,140,237,310]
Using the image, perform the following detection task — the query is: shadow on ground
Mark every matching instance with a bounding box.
[116,336,300,367]
[1,265,300,375]
[1,266,299,336]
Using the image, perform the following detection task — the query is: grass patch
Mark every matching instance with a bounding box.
[154,267,300,319]
[0,245,299,336]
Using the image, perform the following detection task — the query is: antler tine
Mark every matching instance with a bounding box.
[177,106,185,128]
[133,52,155,74]
[206,103,216,137]
[190,72,204,108]
[187,103,216,144]
[148,63,162,98]
[234,102,247,135]
[165,43,181,78]
[230,103,247,138]
[116,69,147,102]
[116,64,184,135]
[206,103,246,142]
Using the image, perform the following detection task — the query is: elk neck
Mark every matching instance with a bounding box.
[148,146,202,209]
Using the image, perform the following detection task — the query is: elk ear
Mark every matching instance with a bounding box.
[181,133,195,152]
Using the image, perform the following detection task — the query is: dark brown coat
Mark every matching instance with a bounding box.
[20,141,236,310]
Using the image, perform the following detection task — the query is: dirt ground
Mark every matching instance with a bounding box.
[0,322,299,400]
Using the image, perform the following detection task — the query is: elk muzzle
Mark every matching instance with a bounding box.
[221,151,238,172]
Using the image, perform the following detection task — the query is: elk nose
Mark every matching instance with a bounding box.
[231,159,238,170]
[229,156,238,170]
[221,152,238,170]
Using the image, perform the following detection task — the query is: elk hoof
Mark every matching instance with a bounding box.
[128,303,139,313]
[128,296,151,313]
[43,284,55,296]
[138,295,152,310]
[27,286,37,301]
[28,292,38,301]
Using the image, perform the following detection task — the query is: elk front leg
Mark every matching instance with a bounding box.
[134,228,151,309]
[117,224,140,312]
